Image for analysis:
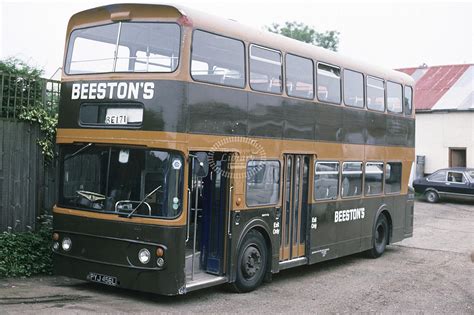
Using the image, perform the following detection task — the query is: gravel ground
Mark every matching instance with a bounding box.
[1,200,473,314]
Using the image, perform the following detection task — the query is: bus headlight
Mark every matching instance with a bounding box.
[62,237,72,251]
[53,242,59,251]
[138,248,151,264]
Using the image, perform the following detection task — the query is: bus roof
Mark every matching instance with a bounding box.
[67,3,414,86]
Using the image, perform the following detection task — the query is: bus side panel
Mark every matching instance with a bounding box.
[342,107,367,144]
[284,98,316,140]
[58,80,188,133]
[388,194,409,243]
[309,199,365,264]
[359,196,386,250]
[360,194,410,250]
[366,111,386,146]
[58,79,415,150]
[386,115,410,146]
[248,93,285,138]
[309,202,338,263]
[404,197,414,237]
[53,213,186,296]
[407,119,416,148]
[227,207,278,282]
[187,82,247,136]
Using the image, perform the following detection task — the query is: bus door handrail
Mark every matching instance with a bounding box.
[186,188,191,243]
[227,185,233,237]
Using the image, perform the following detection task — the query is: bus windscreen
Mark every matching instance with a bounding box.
[59,145,184,219]
[65,22,180,74]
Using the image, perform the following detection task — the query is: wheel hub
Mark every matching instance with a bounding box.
[242,246,261,279]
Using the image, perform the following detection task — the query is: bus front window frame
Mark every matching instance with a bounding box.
[64,21,182,75]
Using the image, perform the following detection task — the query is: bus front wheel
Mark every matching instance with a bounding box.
[367,213,389,258]
[232,230,268,293]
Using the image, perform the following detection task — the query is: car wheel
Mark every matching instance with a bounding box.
[366,213,389,258]
[232,230,268,293]
[425,190,439,203]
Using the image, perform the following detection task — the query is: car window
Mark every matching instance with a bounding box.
[447,172,465,183]
[428,170,447,182]
[467,171,474,180]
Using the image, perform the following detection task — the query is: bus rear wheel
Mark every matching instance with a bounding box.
[367,213,389,258]
[232,230,268,293]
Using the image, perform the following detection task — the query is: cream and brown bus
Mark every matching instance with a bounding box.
[52,3,415,295]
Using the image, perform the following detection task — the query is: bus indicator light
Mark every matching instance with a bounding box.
[156,247,164,257]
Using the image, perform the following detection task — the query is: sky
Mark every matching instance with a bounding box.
[0,0,472,79]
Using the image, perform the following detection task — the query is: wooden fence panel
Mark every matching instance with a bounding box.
[0,120,45,231]
[0,73,60,232]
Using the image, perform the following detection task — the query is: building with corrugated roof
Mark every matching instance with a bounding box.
[398,64,473,174]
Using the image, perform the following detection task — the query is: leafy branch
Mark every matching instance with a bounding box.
[266,21,340,52]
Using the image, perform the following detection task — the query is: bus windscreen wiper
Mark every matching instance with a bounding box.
[126,185,161,218]
[65,143,93,160]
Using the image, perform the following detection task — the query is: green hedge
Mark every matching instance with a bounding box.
[0,216,53,277]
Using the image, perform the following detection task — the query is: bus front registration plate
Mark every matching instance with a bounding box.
[87,272,118,286]
[105,114,128,125]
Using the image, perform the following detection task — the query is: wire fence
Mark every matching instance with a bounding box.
[0,72,60,119]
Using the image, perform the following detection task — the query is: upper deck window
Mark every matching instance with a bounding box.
[191,30,245,88]
[343,69,364,108]
[249,45,283,94]
[285,54,314,99]
[367,76,385,112]
[404,86,413,115]
[317,63,341,104]
[65,22,180,74]
[387,81,403,114]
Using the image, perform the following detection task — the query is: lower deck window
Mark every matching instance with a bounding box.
[314,162,339,200]
[385,162,402,194]
[365,162,384,195]
[341,162,362,198]
[246,160,280,206]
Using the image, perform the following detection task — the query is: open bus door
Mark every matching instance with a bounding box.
[185,152,233,289]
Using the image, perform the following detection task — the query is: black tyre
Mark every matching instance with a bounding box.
[367,213,389,258]
[232,230,268,293]
[425,190,439,203]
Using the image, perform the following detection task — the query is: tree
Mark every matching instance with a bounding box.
[0,57,43,77]
[266,21,340,52]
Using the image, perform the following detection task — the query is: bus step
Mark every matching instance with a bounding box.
[185,251,201,276]
[185,273,227,293]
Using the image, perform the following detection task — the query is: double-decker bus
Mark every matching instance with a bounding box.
[52,3,415,295]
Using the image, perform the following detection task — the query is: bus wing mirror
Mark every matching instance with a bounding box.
[193,152,209,178]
